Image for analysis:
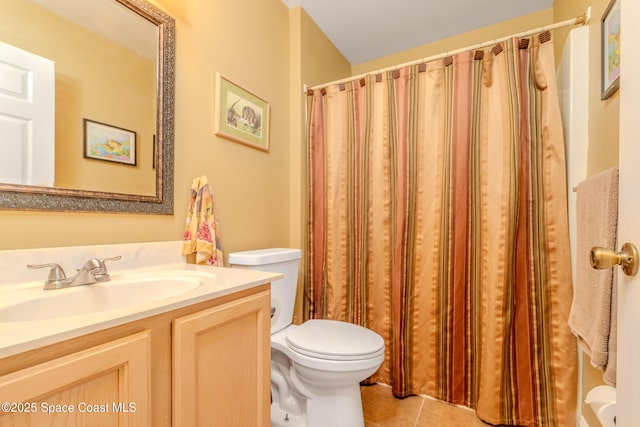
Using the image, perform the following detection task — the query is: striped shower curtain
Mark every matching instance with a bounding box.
[305,32,577,427]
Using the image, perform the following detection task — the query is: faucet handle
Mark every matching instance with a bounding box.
[27,263,68,289]
[87,255,122,280]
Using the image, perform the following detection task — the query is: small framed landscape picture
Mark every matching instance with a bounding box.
[83,119,137,166]
[214,72,270,152]
[601,0,621,100]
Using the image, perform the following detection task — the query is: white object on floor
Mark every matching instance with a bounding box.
[585,385,616,427]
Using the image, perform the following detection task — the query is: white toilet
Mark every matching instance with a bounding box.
[228,248,385,427]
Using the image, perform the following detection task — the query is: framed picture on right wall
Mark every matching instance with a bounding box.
[601,0,621,100]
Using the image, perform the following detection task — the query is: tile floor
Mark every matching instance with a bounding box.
[361,383,491,427]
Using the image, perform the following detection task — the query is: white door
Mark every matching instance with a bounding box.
[0,41,55,187]
[615,0,640,425]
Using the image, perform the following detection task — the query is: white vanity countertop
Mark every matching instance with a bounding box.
[0,263,281,358]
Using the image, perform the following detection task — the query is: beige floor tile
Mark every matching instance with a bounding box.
[415,397,488,427]
[361,384,493,427]
[361,384,423,427]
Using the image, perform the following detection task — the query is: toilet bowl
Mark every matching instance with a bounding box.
[229,248,385,427]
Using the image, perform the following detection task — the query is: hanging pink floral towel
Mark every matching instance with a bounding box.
[182,176,223,266]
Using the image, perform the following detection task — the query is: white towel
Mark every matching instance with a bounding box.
[568,167,618,386]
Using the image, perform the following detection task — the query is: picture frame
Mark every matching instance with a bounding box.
[601,0,621,100]
[214,72,270,152]
[83,119,137,165]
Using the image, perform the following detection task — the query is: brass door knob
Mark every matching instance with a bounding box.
[590,242,639,276]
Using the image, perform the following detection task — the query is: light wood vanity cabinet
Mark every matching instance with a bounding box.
[0,284,270,427]
[0,331,152,427]
[173,289,271,426]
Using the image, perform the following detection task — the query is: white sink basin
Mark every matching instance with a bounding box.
[0,272,205,322]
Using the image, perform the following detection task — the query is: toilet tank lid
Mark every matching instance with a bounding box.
[228,248,302,265]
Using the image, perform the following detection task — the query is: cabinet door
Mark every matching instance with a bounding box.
[0,331,151,427]
[173,289,270,427]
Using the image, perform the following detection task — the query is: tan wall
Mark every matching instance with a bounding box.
[0,0,293,255]
[298,9,352,88]
[150,0,292,258]
[352,9,553,75]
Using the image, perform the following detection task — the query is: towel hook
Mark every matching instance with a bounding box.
[590,242,639,276]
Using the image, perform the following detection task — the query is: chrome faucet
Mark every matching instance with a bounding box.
[27,256,122,290]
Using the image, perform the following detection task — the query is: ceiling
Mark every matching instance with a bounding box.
[281,0,554,64]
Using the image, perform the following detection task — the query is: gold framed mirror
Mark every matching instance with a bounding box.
[0,0,175,214]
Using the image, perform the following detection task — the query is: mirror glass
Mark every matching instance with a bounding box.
[0,0,174,214]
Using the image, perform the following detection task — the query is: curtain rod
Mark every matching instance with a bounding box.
[306,8,591,92]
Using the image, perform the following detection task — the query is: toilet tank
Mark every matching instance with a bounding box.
[228,248,301,333]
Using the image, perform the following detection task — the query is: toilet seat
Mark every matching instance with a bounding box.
[286,319,384,361]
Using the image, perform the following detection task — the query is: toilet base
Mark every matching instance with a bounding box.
[271,402,306,427]
[271,387,365,427]
[304,385,365,427]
